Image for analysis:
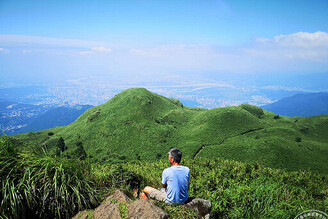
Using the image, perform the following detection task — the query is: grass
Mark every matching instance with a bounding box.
[0,136,99,218]
[12,88,328,174]
[119,202,128,219]
[1,136,328,218]
[123,159,328,218]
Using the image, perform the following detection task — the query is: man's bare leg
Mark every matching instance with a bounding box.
[143,186,166,202]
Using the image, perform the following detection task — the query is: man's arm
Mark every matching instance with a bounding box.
[162,169,167,188]
[188,169,190,190]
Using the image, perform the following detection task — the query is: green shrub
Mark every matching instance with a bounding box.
[296,137,302,142]
[274,115,280,119]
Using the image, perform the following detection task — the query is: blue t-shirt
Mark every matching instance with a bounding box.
[162,165,190,204]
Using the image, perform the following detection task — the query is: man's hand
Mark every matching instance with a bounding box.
[161,183,167,188]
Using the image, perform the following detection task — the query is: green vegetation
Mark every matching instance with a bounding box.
[0,136,100,218]
[3,88,328,218]
[119,202,128,219]
[1,136,327,218]
[125,159,328,218]
[0,137,138,218]
[12,88,328,174]
[240,103,265,118]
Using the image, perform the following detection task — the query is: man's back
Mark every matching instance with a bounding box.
[162,165,190,204]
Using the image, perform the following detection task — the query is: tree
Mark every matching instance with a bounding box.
[76,141,87,160]
[274,115,280,119]
[57,137,67,153]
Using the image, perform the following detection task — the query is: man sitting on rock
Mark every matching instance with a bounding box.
[142,148,190,204]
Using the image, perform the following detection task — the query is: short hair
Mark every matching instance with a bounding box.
[168,148,182,164]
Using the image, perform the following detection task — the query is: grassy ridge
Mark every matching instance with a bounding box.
[2,136,327,218]
[12,88,328,174]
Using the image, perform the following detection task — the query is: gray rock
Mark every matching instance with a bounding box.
[128,199,169,219]
[184,198,211,218]
[93,202,121,219]
[106,189,131,203]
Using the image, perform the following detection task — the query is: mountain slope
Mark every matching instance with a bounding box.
[18,105,93,133]
[262,92,328,117]
[12,88,328,173]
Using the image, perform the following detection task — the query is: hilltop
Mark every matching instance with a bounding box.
[12,88,328,174]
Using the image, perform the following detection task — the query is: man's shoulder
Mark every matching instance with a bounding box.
[177,165,189,170]
[163,165,190,172]
[162,167,173,174]
[181,165,190,173]
[169,165,190,172]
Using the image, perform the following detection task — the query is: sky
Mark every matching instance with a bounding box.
[0,0,328,84]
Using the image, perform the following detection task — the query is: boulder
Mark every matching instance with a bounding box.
[184,198,211,218]
[93,202,121,219]
[106,189,131,203]
[128,199,169,219]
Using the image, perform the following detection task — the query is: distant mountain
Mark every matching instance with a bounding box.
[13,88,328,174]
[0,99,53,135]
[262,92,328,117]
[18,105,93,133]
[0,99,92,135]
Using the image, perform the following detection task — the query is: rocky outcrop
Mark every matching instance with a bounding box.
[94,202,121,219]
[128,199,169,219]
[72,190,211,219]
[106,189,131,203]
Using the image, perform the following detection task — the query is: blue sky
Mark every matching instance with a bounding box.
[0,0,328,84]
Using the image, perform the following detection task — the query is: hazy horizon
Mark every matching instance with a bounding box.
[1,0,328,86]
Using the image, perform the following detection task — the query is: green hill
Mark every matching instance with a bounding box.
[12,88,328,173]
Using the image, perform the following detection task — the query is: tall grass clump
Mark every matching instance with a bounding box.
[0,136,99,219]
[90,163,141,197]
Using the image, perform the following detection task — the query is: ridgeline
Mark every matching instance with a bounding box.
[12,88,328,174]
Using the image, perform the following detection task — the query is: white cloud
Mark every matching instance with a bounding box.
[79,51,95,55]
[79,46,112,55]
[252,31,328,61]
[129,44,211,58]
[258,31,328,48]
[0,34,108,49]
[0,48,9,53]
[1,32,327,76]
[127,44,238,72]
[91,47,112,53]
[124,32,328,73]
